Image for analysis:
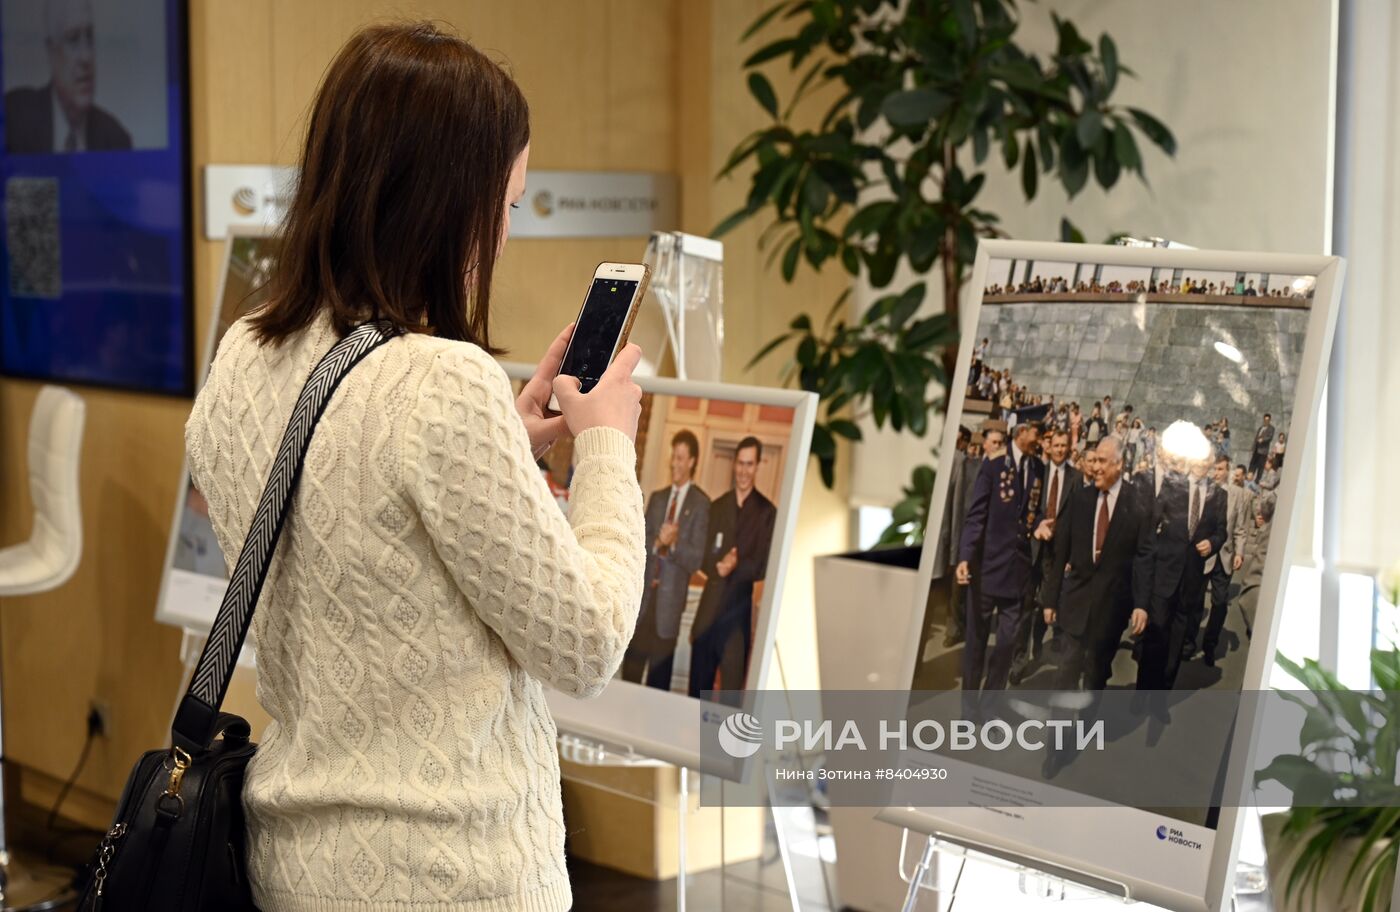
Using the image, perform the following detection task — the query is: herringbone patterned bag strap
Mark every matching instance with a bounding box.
[172,321,399,752]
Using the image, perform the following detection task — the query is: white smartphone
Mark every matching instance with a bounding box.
[547,261,651,412]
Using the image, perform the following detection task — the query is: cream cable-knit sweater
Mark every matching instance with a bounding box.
[185,313,646,912]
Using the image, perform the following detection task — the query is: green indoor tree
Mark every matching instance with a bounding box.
[715,0,1177,536]
[1256,651,1400,912]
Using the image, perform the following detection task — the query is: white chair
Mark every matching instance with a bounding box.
[0,386,85,596]
[0,386,84,910]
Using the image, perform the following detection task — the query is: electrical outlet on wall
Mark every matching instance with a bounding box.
[88,699,112,738]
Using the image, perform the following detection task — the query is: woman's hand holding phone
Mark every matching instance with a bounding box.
[516,323,575,457]
[552,343,643,442]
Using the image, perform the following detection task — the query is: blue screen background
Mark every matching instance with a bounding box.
[0,0,190,394]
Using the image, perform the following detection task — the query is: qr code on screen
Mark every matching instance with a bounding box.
[6,177,61,299]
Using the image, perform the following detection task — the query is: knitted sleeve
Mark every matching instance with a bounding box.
[405,344,646,698]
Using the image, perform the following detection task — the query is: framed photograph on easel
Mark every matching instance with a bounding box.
[503,362,817,773]
[154,226,277,634]
[881,239,1344,912]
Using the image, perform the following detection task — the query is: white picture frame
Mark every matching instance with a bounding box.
[154,224,278,637]
[502,362,817,773]
[879,239,1344,911]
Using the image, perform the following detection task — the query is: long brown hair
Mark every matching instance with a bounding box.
[251,22,529,351]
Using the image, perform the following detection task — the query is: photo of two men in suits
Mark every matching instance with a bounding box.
[522,383,794,700]
[620,431,778,697]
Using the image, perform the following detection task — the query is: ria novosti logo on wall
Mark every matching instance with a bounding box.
[511,171,678,238]
[204,164,297,239]
[203,167,676,241]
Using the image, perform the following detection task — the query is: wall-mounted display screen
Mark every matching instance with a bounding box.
[0,0,191,393]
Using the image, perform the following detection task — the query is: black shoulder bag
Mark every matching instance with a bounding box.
[78,321,398,911]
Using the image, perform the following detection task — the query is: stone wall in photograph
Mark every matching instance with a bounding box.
[974,300,1309,466]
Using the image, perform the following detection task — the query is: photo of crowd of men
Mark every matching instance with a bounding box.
[914,258,1311,698]
[525,386,795,700]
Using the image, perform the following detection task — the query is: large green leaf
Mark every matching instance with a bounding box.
[1076,109,1103,149]
[828,418,862,440]
[1060,137,1090,196]
[804,171,832,214]
[905,314,955,350]
[744,37,798,68]
[742,2,792,42]
[1099,34,1119,93]
[882,88,950,127]
[785,59,829,119]
[889,283,927,329]
[749,72,780,119]
[1094,139,1121,188]
[1128,106,1178,156]
[1001,130,1020,169]
[1021,142,1038,198]
[843,200,895,239]
[781,237,802,281]
[746,331,795,369]
[908,222,941,272]
[1113,121,1141,172]
[711,205,757,238]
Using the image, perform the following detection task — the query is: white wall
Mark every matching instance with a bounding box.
[1333,0,1400,574]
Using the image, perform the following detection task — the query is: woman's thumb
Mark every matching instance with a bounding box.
[552,374,583,409]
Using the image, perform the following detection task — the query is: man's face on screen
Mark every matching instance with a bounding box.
[47,0,97,115]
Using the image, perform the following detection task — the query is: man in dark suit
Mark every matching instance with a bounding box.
[944,424,1003,651]
[1009,428,1080,684]
[5,0,133,154]
[1041,438,1154,691]
[1248,414,1275,480]
[621,430,710,690]
[956,421,1044,691]
[933,426,974,647]
[689,437,777,699]
[1138,457,1228,691]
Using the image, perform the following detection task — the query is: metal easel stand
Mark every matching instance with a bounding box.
[896,827,1271,911]
[760,642,836,912]
[555,650,827,912]
[895,828,1134,910]
[555,730,699,912]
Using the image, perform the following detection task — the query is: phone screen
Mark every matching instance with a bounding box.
[559,277,638,392]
